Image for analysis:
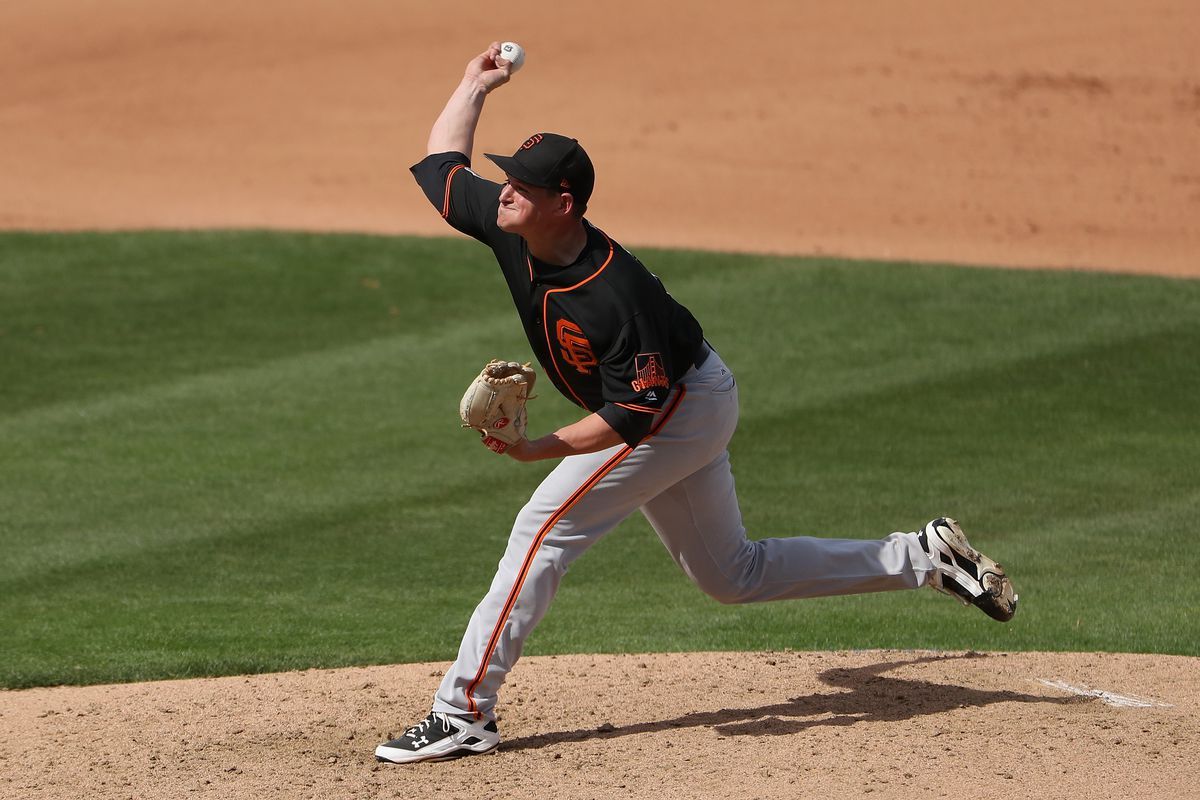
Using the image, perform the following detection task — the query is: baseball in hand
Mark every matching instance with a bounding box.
[499,42,525,73]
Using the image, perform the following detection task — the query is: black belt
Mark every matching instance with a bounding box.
[693,340,712,370]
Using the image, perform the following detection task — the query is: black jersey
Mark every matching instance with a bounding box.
[412,151,706,447]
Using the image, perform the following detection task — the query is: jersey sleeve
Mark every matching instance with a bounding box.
[594,314,679,447]
[410,152,503,244]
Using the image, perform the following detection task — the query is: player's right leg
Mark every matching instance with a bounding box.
[636,356,1015,618]
[916,516,1018,621]
[640,450,938,602]
[642,464,1016,618]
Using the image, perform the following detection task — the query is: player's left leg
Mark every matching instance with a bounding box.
[378,442,642,764]
[422,368,741,731]
[428,441,637,727]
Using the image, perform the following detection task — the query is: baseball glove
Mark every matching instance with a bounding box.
[459,359,536,454]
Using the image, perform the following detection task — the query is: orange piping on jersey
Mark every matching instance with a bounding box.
[442,164,466,219]
[526,254,533,283]
[542,231,615,409]
[463,385,686,718]
[645,384,685,438]
[614,401,661,414]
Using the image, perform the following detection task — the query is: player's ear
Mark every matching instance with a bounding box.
[557,191,575,217]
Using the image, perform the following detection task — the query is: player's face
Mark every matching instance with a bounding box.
[497,177,566,234]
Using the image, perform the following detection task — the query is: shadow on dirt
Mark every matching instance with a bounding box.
[500,653,1086,751]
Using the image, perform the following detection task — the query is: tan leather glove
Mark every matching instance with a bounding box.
[459,360,536,454]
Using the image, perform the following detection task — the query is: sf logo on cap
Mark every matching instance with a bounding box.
[521,134,544,150]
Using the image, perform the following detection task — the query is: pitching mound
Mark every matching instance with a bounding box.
[2,650,1196,799]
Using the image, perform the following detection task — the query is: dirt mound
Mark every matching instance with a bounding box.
[1,0,1197,275]
[2,651,1196,800]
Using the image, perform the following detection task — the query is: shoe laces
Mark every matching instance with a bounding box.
[404,712,453,739]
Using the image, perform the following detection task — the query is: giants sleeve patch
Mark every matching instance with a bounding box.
[631,353,669,393]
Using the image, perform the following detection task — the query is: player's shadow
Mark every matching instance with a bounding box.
[500,653,1084,751]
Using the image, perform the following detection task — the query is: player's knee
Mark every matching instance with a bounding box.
[709,586,756,605]
[693,545,762,604]
[505,506,576,577]
[508,503,553,548]
[694,574,755,605]
[512,502,541,529]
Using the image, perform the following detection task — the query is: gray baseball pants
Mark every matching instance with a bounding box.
[432,348,937,721]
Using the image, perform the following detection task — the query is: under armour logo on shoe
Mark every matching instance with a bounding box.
[410,735,429,747]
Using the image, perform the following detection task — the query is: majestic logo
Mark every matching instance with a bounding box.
[631,353,669,393]
[555,319,598,374]
[521,133,544,150]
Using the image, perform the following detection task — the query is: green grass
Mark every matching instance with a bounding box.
[1,230,1197,689]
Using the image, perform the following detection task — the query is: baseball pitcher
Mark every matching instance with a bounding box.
[375,42,1017,765]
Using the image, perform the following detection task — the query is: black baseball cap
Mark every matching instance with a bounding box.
[485,133,595,209]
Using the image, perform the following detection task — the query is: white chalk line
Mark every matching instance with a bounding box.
[1037,678,1174,708]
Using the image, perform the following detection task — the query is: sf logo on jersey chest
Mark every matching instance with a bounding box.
[555,319,598,374]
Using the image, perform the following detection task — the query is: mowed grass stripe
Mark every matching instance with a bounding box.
[722,322,1198,657]
[0,231,509,413]
[7,255,1188,581]
[1,316,521,579]
[1,231,1197,688]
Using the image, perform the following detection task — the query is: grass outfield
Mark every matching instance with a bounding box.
[1,230,1197,689]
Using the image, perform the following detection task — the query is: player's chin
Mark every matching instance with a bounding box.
[496,212,523,234]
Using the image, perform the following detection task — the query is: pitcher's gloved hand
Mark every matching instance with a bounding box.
[459,360,536,454]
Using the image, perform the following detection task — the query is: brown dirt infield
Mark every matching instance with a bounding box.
[1,0,1197,275]
[3,651,1198,800]
[1,2,1198,798]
